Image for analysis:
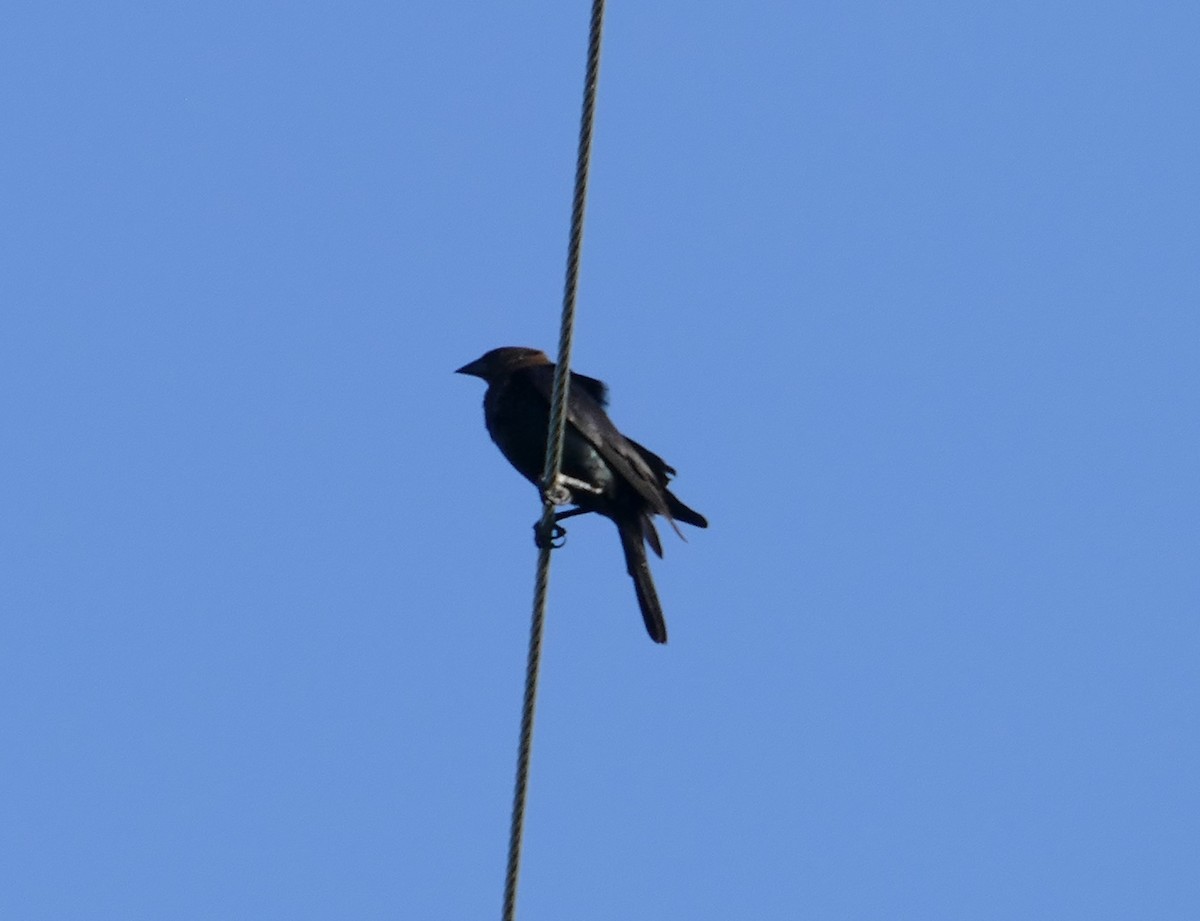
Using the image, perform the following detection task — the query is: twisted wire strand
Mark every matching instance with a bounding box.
[502,2,606,919]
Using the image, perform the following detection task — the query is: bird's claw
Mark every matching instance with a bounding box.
[534,521,567,549]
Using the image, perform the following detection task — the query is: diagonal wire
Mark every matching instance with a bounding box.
[502,1,606,919]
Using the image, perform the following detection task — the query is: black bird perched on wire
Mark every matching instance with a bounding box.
[456,346,707,644]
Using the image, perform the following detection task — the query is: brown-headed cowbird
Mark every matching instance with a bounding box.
[456,346,707,644]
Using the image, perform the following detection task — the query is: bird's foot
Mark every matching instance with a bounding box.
[533,521,567,549]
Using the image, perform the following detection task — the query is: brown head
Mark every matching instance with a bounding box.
[455,346,551,382]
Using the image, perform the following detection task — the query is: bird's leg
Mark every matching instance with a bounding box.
[553,507,591,524]
[532,507,592,549]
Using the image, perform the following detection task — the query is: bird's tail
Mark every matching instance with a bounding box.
[618,518,667,644]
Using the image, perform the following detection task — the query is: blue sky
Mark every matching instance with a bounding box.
[3,2,1197,918]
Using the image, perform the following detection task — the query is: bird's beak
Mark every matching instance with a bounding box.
[455,358,486,378]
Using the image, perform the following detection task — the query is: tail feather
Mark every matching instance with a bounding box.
[642,517,663,558]
[666,489,707,529]
[618,520,667,644]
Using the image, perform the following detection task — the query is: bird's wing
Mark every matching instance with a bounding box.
[569,370,609,407]
[523,365,676,525]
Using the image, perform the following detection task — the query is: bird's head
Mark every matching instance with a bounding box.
[455,346,550,382]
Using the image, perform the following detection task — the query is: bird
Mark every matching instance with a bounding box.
[456,346,707,644]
